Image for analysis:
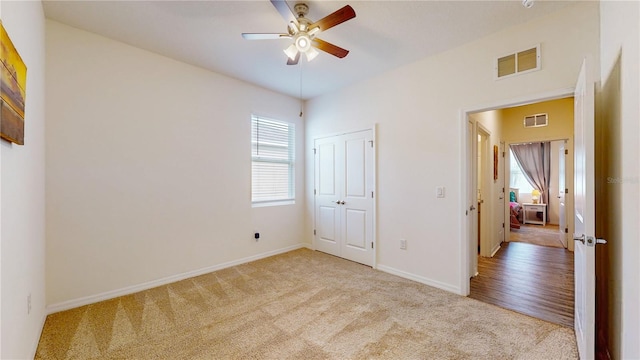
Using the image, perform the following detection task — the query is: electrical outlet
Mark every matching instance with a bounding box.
[27,293,31,315]
[400,239,407,250]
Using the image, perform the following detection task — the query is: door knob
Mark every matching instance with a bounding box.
[469,205,476,211]
[573,234,585,244]
[335,200,341,204]
[340,201,345,205]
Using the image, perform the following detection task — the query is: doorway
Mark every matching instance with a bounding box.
[462,92,576,327]
[507,139,569,249]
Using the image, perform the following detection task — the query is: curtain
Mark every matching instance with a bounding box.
[510,142,551,220]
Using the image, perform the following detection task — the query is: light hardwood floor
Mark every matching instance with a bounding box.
[469,241,574,328]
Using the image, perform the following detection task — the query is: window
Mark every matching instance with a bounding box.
[251,115,295,205]
[509,149,535,194]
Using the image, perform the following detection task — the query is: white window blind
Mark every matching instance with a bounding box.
[251,115,295,205]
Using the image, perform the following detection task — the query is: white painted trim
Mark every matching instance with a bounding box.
[491,244,501,257]
[467,88,574,114]
[459,112,472,296]
[459,86,575,297]
[477,123,492,258]
[377,265,460,295]
[46,244,307,315]
[371,123,378,269]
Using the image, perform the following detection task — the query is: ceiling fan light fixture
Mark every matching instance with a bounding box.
[284,43,298,60]
[243,2,355,65]
[295,35,312,52]
[305,47,319,62]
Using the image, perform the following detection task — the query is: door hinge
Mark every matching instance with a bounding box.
[371,242,374,249]
[502,187,504,193]
[371,191,374,198]
[369,140,374,148]
[502,151,505,157]
[565,149,568,155]
[313,148,317,155]
[314,189,317,195]
[565,188,569,194]
[565,228,569,233]
[313,229,316,235]
[502,222,505,228]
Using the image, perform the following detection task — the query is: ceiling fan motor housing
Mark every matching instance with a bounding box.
[294,3,309,17]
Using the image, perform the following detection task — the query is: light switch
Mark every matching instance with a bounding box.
[436,186,445,198]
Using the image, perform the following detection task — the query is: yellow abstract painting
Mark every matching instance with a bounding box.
[1,20,27,145]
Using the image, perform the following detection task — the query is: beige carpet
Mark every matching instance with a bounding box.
[36,249,578,359]
[510,224,566,248]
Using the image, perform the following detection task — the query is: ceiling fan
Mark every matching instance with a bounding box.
[242,0,356,65]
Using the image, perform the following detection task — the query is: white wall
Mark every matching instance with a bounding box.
[599,1,640,358]
[305,2,599,293]
[45,21,305,308]
[0,1,47,358]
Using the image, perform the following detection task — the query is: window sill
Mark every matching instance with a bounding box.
[252,200,295,208]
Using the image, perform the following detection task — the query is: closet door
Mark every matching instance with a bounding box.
[340,131,374,266]
[314,136,342,257]
[314,130,374,266]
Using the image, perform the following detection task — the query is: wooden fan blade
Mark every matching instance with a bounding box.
[287,52,300,65]
[270,0,298,26]
[242,33,289,40]
[309,5,355,32]
[312,38,349,58]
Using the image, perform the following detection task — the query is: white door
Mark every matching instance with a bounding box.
[314,136,341,257]
[314,130,374,266]
[573,58,596,360]
[558,142,567,248]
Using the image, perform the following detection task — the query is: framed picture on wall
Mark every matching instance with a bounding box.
[1,21,27,145]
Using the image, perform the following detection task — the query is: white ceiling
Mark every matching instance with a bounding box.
[42,0,573,100]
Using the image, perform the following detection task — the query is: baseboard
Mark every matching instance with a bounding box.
[491,243,501,257]
[376,264,460,294]
[46,244,306,315]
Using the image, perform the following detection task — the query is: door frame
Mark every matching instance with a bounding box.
[476,124,492,258]
[312,125,378,269]
[503,137,572,248]
[459,87,574,295]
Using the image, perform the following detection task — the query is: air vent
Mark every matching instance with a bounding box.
[523,113,548,128]
[496,45,541,79]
